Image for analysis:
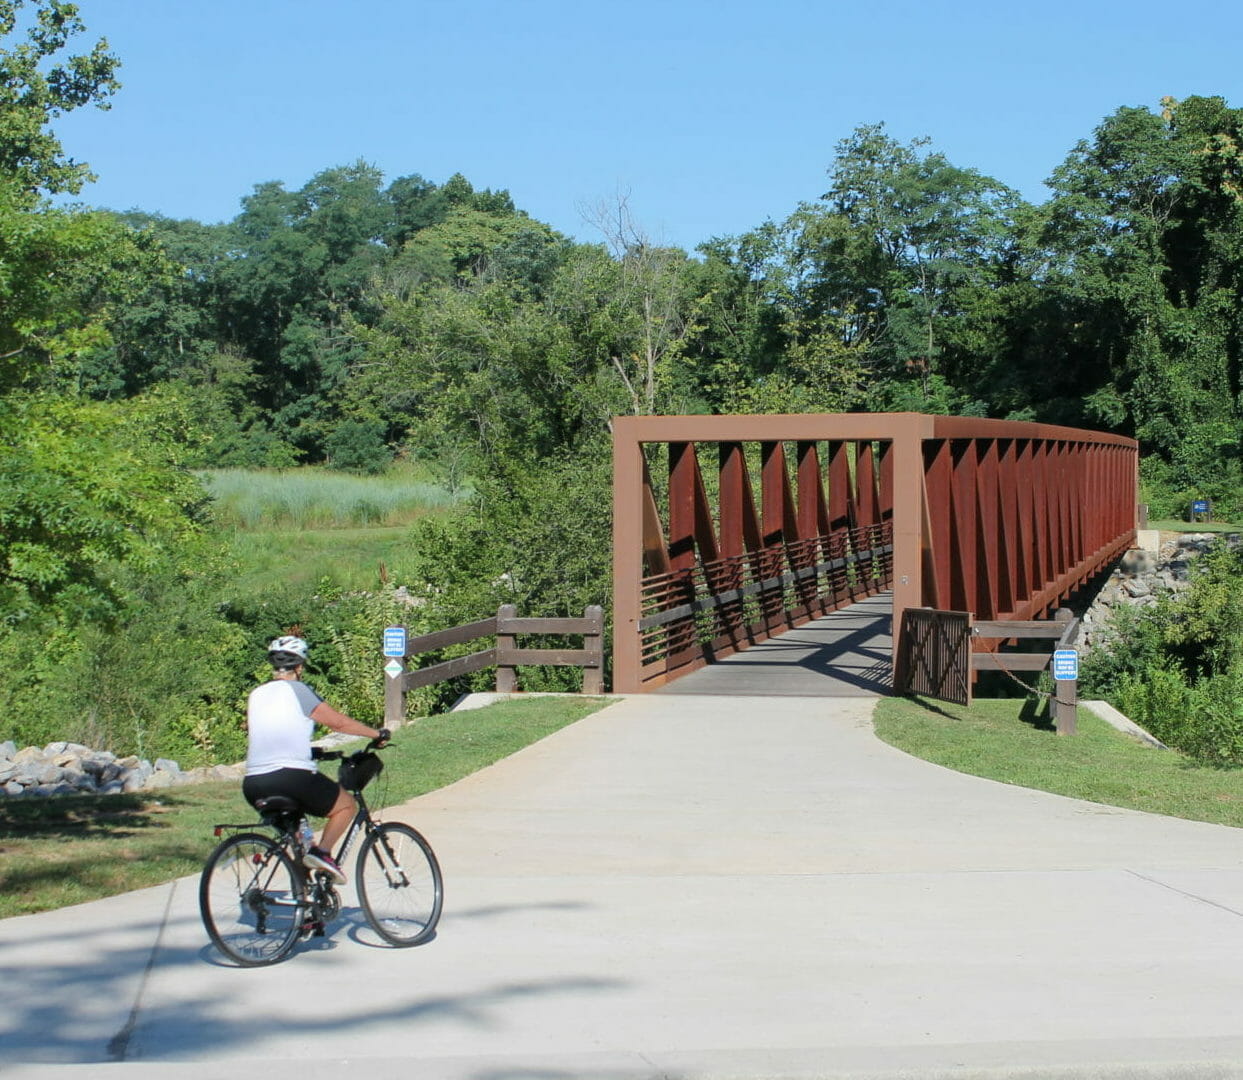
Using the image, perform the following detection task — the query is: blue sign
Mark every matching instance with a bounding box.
[1052,649,1079,681]
[383,626,407,658]
[1192,499,1210,514]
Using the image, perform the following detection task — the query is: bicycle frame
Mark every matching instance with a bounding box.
[331,791,411,888]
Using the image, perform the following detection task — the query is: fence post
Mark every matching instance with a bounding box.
[1054,675,1078,736]
[495,603,518,692]
[384,626,406,730]
[582,605,604,694]
[1052,608,1078,736]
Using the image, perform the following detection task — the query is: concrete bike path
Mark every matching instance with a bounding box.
[5,693,1243,1079]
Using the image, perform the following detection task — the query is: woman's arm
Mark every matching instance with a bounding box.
[310,701,383,740]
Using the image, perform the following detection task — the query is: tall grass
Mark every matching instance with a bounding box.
[199,464,464,530]
[225,526,424,592]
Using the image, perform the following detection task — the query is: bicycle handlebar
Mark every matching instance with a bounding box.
[311,732,391,761]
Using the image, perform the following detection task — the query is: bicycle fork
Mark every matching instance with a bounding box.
[372,829,411,888]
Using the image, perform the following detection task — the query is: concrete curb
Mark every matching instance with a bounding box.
[1080,699,1169,748]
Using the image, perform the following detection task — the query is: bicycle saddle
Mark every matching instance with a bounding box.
[253,795,301,814]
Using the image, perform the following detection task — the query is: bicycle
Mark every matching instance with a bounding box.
[199,737,443,966]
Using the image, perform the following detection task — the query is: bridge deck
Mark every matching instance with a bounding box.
[654,592,893,697]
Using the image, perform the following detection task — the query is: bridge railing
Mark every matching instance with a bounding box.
[639,522,893,674]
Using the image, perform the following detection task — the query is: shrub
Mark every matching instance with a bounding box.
[1114,663,1191,749]
[1084,537,1243,765]
[0,554,253,765]
[1179,676,1243,765]
[324,419,394,474]
[404,444,613,706]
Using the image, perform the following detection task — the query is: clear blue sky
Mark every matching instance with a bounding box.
[50,0,1243,251]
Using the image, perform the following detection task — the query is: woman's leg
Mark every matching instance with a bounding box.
[318,784,356,855]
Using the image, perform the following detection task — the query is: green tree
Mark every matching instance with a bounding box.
[0,390,210,621]
[1026,96,1243,501]
[815,124,1021,394]
[0,179,167,390]
[0,0,119,198]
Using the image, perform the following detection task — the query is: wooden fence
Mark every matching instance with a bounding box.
[383,605,605,727]
[897,607,1081,734]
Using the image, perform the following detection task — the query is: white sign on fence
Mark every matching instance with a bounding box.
[1052,649,1079,681]
[383,626,407,658]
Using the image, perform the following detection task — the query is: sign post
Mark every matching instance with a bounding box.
[383,626,407,730]
[1051,647,1079,736]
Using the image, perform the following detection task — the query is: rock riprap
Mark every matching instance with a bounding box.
[1079,533,1238,652]
[0,740,244,797]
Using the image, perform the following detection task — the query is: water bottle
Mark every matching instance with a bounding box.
[299,818,315,851]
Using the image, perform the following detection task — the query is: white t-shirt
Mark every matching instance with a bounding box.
[245,679,324,775]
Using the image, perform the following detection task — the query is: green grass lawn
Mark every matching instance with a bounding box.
[874,695,1243,828]
[0,696,607,919]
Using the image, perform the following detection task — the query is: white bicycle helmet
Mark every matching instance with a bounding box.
[268,635,309,661]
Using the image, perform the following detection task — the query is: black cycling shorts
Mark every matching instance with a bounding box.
[243,768,341,818]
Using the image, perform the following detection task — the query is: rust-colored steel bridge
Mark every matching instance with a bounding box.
[611,413,1138,693]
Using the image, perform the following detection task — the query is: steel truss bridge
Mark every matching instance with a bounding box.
[611,413,1137,694]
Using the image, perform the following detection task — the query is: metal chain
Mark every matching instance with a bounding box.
[988,654,1076,707]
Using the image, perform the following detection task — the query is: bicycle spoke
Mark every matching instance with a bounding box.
[356,823,442,946]
[200,833,304,966]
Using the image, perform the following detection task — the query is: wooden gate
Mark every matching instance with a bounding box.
[897,608,973,706]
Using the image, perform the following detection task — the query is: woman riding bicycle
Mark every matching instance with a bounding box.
[242,636,389,884]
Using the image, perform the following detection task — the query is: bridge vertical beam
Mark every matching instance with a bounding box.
[889,414,929,692]
[996,439,1018,616]
[798,442,830,617]
[950,440,978,613]
[796,442,827,540]
[612,417,645,693]
[923,439,951,609]
[856,442,878,528]
[879,441,895,524]
[668,442,698,576]
[977,438,1000,619]
[827,441,851,532]
[1033,439,1052,604]
[1013,439,1034,608]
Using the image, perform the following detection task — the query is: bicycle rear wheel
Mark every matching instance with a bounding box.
[200,832,304,966]
[356,822,442,946]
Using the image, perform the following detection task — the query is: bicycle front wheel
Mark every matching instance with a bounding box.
[356,822,442,946]
[200,832,304,966]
